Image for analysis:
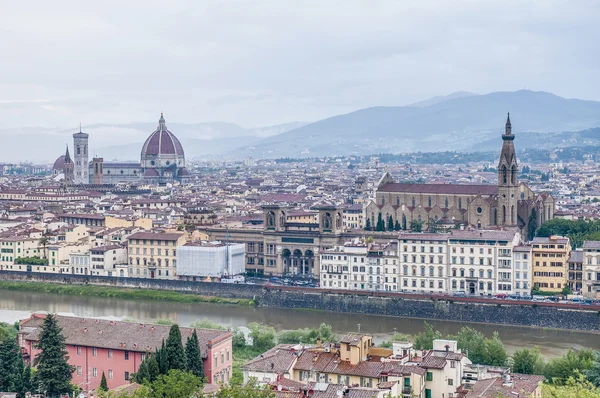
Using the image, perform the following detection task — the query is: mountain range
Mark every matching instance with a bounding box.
[6,90,600,163]
[231,90,600,159]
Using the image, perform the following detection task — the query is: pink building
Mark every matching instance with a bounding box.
[18,314,232,392]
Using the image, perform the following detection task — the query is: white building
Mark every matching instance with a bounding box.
[176,241,245,279]
[513,245,532,296]
[320,241,398,291]
[399,233,448,294]
[583,241,600,298]
[447,230,520,296]
[68,245,128,276]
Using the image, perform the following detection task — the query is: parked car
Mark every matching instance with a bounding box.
[452,290,467,297]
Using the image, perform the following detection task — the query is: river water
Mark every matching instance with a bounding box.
[1,289,597,358]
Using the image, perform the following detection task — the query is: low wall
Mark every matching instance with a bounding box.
[0,271,262,300]
[258,289,600,332]
[1,271,599,331]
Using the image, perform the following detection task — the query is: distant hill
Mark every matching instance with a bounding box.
[231,90,600,158]
[0,121,308,163]
[409,91,477,107]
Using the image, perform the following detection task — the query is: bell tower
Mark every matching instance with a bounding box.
[497,113,519,227]
[73,125,89,184]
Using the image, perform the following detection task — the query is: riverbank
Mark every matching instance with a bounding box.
[0,281,255,306]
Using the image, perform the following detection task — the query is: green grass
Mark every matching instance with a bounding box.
[0,281,255,306]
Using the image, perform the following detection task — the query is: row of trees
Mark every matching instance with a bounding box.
[537,218,600,248]
[365,213,424,232]
[133,324,204,385]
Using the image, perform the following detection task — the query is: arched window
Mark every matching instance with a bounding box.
[511,205,515,225]
[511,166,517,185]
[458,198,462,209]
[502,166,507,184]
[445,197,449,209]
[493,208,498,225]
[428,196,432,207]
[396,197,400,206]
[165,259,169,267]
[502,205,507,224]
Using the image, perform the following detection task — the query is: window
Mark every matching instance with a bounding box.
[426,372,433,381]
[93,368,98,377]
[451,361,456,368]
[124,351,130,360]
[108,369,113,379]
[77,366,82,375]
[93,348,97,357]
[125,372,130,381]
[108,349,113,358]
[77,346,82,356]
[448,378,454,386]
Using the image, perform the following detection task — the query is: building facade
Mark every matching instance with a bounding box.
[531,236,571,293]
[365,115,555,236]
[19,315,232,392]
[73,129,89,184]
[127,232,187,279]
[582,241,600,298]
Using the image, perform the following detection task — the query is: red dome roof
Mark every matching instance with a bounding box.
[53,155,66,170]
[144,168,159,177]
[141,114,184,157]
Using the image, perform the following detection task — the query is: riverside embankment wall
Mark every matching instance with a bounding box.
[1,271,599,332]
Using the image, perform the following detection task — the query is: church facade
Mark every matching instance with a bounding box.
[365,114,555,236]
[52,114,190,185]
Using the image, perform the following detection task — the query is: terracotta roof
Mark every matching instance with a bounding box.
[127,231,184,241]
[465,374,544,397]
[21,315,230,357]
[379,183,498,196]
[243,345,299,373]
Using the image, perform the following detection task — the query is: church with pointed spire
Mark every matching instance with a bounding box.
[366,114,555,237]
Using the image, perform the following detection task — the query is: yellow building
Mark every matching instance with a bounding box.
[531,236,571,293]
[0,236,44,271]
[127,231,187,279]
[105,216,152,230]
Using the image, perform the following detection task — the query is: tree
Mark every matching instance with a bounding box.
[157,341,169,375]
[543,373,600,398]
[231,329,247,350]
[545,349,594,384]
[484,332,508,366]
[165,325,187,371]
[512,347,545,375]
[387,215,394,231]
[0,336,25,394]
[186,330,204,379]
[449,326,487,365]
[134,357,150,384]
[248,323,276,352]
[379,332,412,348]
[34,314,75,397]
[413,323,441,350]
[587,351,600,387]
[191,319,225,330]
[99,372,108,392]
[213,380,275,398]
[364,218,371,231]
[527,208,537,241]
[150,370,203,398]
[562,285,573,296]
[410,219,423,233]
[38,235,50,259]
[376,213,385,232]
[277,324,336,345]
[394,220,401,231]
[147,354,160,383]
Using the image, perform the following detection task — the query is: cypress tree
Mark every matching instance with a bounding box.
[364,219,371,231]
[165,325,187,371]
[99,372,108,392]
[185,330,204,379]
[146,353,160,382]
[157,341,169,374]
[34,314,74,397]
[376,213,384,231]
[0,336,23,393]
[387,215,394,231]
[133,357,149,384]
[394,220,401,231]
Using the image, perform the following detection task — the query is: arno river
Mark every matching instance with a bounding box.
[1,289,598,357]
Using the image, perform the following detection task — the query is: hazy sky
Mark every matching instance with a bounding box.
[2,0,599,129]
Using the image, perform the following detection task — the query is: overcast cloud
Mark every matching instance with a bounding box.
[1,0,599,130]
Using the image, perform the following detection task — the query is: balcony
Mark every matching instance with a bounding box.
[402,386,412,394]
[498,263,511,269]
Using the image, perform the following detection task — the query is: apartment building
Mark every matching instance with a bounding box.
[127,232,187,279]
[0,235,43,271]
[582,241,600,298]
[531,236,571,293]
[68,245,128,277]
[568,248,584,293]
[399,233,448,294]
[320,241,398,291]
[513,245,533,296]
[448,230,520,296]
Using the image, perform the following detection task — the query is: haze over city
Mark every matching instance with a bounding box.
[2,2,600,398]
